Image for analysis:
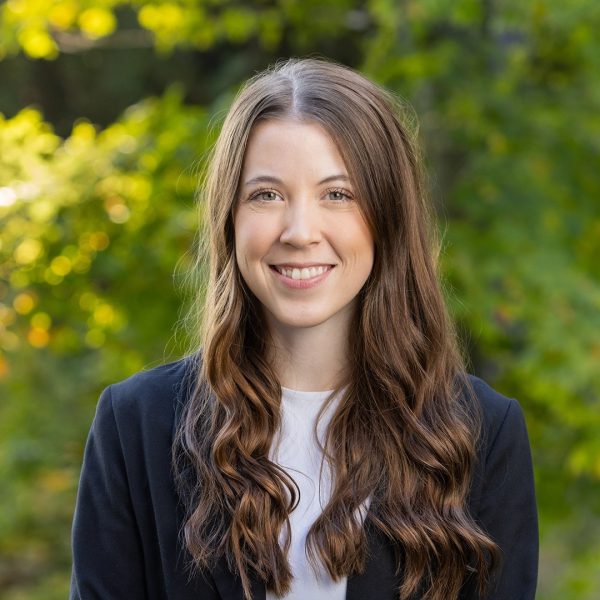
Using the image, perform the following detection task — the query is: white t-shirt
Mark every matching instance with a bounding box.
[266,386,371,600]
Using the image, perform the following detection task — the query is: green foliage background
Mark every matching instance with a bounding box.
[1,1,598,598]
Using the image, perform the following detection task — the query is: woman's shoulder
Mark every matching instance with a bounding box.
[465,373,530,457]
[98,352,200,432]
[467,373,515,419]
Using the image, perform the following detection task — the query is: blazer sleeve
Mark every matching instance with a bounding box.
[70,385,147,599]
[477,398,539,600]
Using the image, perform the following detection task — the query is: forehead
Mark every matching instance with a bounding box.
[241,118,349,179]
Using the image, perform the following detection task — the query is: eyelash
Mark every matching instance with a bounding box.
[247,187,354,203]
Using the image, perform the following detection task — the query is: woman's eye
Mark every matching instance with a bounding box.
[326,189,353,202]
[250,190,280,202]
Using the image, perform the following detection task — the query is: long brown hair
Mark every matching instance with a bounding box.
[174,57,501,600]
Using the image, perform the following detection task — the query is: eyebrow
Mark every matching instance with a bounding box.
[243,174,351,186]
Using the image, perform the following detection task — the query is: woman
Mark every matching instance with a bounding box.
[70,58,538,600]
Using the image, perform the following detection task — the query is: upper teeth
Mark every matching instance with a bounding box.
[275,266,330,280]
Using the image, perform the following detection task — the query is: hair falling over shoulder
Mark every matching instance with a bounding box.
[173,57,502,600]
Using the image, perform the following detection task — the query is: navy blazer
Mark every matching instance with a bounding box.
[70,354,539,599]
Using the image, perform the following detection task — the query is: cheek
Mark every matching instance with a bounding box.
[234,212,275,271]
[357,218,375,268]
[342,219,375,271]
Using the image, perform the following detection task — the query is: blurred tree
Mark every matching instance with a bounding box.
[0,0,366,134]
[0,1,599,598]
[0,90,211,598]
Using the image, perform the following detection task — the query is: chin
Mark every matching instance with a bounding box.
[269,309,332,330]
[280,316,329,329]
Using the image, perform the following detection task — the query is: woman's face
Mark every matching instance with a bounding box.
[233,118,374,335]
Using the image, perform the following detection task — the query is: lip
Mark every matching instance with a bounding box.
[269,264,335,289]
[270,262,335,268]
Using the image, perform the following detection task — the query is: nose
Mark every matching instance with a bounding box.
[279,200,321,247]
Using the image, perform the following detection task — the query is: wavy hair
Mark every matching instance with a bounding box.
[173,57,501,600]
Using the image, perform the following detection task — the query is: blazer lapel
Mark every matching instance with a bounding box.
[209,522,401,600]
[211,556,266,600]
[345,522,402,600]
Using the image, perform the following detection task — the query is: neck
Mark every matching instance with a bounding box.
[266,313,352,392]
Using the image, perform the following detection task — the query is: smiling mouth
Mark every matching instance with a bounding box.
[270,265,334,280]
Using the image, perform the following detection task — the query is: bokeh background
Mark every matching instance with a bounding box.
[1,1,599,598]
